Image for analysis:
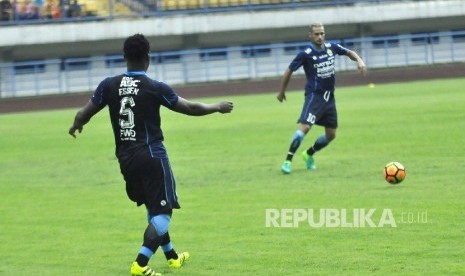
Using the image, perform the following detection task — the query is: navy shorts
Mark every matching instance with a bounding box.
[297,92,338,128]
[118,148,180,216]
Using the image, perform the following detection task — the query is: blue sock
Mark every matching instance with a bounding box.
[161,242,173,252]
[139,246,154,259]
[136,222,160,266]
[136,214,172,266]
[286,130,305,160]
[308,135,330,155]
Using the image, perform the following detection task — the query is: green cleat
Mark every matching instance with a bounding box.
[302,151,316,171]
[167,252,190,268]
[281,160,292,174]
[130,262,161,276]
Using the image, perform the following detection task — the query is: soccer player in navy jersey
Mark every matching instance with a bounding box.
[277,23,366,174]
[69,34,233,276]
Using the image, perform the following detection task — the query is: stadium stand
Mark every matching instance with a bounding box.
[1,0,464,98]
[0,0,403,22]
[2,30,465,98]
[148,0,350,11]
[0,0,135,21]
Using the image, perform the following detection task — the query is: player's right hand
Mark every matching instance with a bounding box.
[68,125,82,138]
[277,93,286,102]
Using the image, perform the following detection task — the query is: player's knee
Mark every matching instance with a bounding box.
[299,124,311,134]
[150,214,171,236]
[327,132,336,141]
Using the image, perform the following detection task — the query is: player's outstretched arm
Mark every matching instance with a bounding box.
[68,100,102,138]
[347,50,367,76]
[172,97,233,116]
[277,68,293,102]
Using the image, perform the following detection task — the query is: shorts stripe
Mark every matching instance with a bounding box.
[160,159,171,204]
[166,159,177,202]
[303,93,314,120]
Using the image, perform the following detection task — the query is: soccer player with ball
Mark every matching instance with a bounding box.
[277,22,367,174]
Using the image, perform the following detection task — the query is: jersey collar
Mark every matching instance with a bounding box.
[310,42,326,52]
[124,71,147,76]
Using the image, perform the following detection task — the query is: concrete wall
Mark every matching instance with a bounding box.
[1,0,464,62]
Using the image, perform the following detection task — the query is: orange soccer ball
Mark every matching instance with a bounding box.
[383,162,406,185]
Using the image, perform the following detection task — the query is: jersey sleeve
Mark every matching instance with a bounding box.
[332,43,349,56]
[91,77,111,108]
[155,81,179,108]
[288,51,307,72]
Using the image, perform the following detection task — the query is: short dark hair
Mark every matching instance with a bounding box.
[123,34,150,61]
[309,22,324,33]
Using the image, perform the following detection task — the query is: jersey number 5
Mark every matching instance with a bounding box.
[119,96,135,129]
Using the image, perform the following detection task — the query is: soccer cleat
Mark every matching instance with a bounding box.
[167,252,190,268]
[281,160,292,174]
[130,261,161,276]
[302,151,316,171]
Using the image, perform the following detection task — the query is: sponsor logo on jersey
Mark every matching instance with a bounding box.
[119,77,140,96]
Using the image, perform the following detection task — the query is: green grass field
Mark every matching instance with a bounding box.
[1,78,465,275]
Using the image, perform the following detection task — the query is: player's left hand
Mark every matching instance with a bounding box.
[218,101,234,113]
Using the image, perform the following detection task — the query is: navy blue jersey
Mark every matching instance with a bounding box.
[289,42,349,95]
[91,71,178,159]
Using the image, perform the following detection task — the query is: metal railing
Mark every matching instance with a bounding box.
[1,31,464,98]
